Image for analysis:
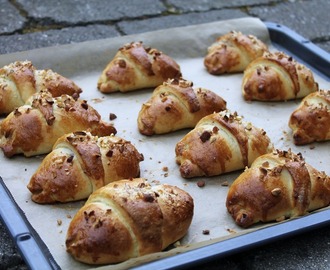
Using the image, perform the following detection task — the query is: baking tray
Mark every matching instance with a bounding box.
[0,20,329,270]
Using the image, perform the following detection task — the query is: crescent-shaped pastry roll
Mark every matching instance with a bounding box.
[0,91,116,157]
[289,89,330,145]
[97,41,182,93]
[204,31,268,75]
[242,51,319,101]
[65,178,194,264]
[0,60,82,114]
[226,149,330,228]
[137,78,227,135]
[27,132,144,203]
[175,110,273,178]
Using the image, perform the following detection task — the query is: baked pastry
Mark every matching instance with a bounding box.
[0,60,82,114]
[226,149,330,228]
[27,132,144,203]
[97,41,182,93]
[204,31,268,75]
[66,178,194,264]
[175,110,273,178]
[242,51,319,101]
[137,78,227,135]
[289,90,330,145]
[0,91,116,157]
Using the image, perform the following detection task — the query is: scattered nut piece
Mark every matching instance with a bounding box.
[109,113,117,120]
[202,229,210,235]
[57,219,62,226]
[197,180,205,187]
[91,98,104,103]
[226,228,236,233]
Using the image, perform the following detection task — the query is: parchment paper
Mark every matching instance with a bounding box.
[0,17,329,270]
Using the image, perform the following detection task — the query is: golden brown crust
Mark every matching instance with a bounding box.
[242,51,319,101]
[137,78,227,135]
[226,149,330,228]
[0,60,82,114]
[65,178,194,264]
[66,203,135,264]
[27,132,144,203]
[0,91,116,157]
[175,110,273,178]
[289,90,330,145]
[97,41,181,93]
[204,31,268,75]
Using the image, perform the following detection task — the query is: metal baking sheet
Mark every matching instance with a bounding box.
[0,18,329,270]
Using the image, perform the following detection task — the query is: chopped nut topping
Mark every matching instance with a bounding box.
[200,131,211,142]
[94,219,103,229]
[259,167,268,175]
[118,144,125,153]
[271,188,281,196]
[245,122,252,131]
[46,115,56,125]
[143,193,155,203]
[73,131,86,136]
[106,150,113,157]
[117,59,126,68]
[14,108,22,116]
[81,101,88,110]
[257,68,261,75]
[138,182,146,188]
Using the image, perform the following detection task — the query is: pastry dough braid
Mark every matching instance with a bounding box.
[242,51,319,101]
[0,60,82,114]
[0,91,116,157]
[27,132,144,203]
[175,110,273,178]
[289,89,330,145]
[226,149,330,228]
[97,41,181,93]
[65,178,194,264]
[138,78,227,135]
[204,31,268,74]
